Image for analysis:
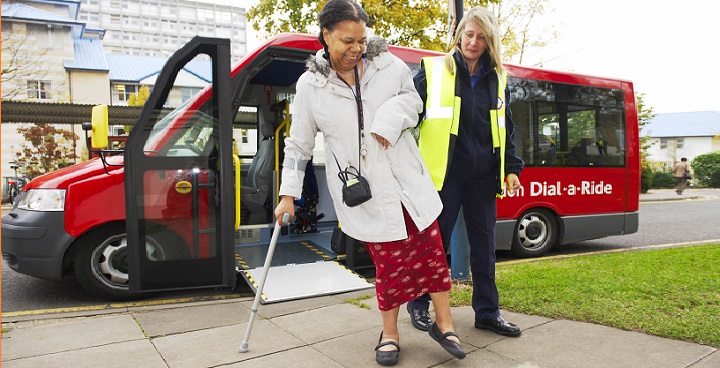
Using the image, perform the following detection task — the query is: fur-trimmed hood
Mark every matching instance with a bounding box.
[280,34,435,242]
[306,36,389,78]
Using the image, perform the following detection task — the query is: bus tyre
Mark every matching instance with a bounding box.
[8,187,17,205]
[73,222,185,300]
[511,209,558,258]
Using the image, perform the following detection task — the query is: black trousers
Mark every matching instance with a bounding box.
[409,175,500,322]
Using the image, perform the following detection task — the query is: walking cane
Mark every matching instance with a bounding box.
[239,212,290,353]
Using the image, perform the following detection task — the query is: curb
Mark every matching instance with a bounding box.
[639,195,703,202]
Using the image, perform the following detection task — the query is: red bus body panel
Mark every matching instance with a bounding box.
[14,33,639,273]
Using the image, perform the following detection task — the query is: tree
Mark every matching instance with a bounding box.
[635,92,655,151]
[15,124,79,177]
[246,0,552,57]
[127,85,150,107]
[635,92,656,192]
[247,0,451,50]
[124,85,150,134]
[1,31,52,99]
[482,0,556,64]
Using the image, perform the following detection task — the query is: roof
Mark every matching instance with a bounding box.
[1,100,144,125]
[642,111,720,138]
[64,38,109,71]
[23,0,81,19]
[1,3,81,26]
[106,54,212,83]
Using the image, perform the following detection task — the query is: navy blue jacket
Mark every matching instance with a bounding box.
[414,51,524,192]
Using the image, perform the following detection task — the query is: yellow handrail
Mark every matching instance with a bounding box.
[274,100,291,200]
[233,154,241,229]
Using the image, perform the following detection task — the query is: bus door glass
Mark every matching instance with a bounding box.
[124,38,235,293]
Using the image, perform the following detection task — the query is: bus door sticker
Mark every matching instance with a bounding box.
[175,180,193,194]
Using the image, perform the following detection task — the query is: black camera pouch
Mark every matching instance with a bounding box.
[338,165,372,207]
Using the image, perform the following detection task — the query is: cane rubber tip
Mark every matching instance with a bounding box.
[239,342,249,353]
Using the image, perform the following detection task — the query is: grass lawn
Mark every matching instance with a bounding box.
[449,244,720,348]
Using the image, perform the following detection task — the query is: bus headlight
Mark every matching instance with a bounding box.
[16,189,66,211]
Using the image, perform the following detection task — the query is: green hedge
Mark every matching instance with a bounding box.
[692,152,720,188]
[640,165,653,193]
[651,171,676,188]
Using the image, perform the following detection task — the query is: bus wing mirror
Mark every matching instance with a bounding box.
[90,105,109,149]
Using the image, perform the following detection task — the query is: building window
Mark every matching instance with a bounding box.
[113,84,138,102]
[676,138,684,149]
[241,129,249,143]
[660,138,667,149]
[111,126,126,136]
[181,87,202,103]
[27,81,52,100]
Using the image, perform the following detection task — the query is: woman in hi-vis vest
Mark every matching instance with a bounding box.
[408,7,525,338]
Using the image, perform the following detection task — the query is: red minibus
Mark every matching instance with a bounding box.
[2,33,639,300]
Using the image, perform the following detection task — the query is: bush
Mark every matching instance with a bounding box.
[640,165,653,193]
[651,171,676,188]
[692,152,720,188]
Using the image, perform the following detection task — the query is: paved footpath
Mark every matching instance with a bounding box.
[2,188,719,367]
[2,292,718,368]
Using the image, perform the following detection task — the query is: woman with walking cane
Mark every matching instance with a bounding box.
[274,0,466,365]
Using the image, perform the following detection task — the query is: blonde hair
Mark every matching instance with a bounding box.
[443,7,505,76]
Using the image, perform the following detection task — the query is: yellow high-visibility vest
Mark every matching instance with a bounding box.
[418,56,508,197]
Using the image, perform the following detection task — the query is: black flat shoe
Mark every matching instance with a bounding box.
[475,315,522,337]
[406,302,432,331]
[428,322,466,359]
[375,332,400,366]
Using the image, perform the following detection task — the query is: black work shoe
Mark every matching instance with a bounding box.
[406,302,432,331]
[375,332,400,366]
[429,322,466,359]
[475,316,522,337]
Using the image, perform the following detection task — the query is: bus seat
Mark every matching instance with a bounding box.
[240,106,276,224]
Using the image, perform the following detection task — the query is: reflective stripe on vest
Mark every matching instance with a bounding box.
[418,56,508,197]
[491,70,508,198]
[418,57,460,191]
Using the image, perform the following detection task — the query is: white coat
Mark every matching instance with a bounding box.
[279,37,443,243]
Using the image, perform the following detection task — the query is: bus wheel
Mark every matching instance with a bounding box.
[511,209,558,258]
[74,222,184,300]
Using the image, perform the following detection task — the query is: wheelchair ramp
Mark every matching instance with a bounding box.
[236,239,373,303]
[235,240,331,269]
[240,261,374,303]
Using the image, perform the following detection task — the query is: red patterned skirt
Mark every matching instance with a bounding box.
[362,207,451,311]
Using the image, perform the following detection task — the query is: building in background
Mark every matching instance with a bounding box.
[2,1,106,104]
[2,0,107,198]
[643,111,720,170]
[77,0,247,61]
[1,0,253,202]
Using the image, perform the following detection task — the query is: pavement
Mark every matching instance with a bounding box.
[1,188,719,368]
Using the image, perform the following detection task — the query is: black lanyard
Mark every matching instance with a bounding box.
[338,65,367,161]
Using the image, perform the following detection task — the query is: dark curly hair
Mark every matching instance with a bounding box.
[317,0,369,59]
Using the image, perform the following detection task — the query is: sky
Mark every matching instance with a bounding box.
[205,0,719,114]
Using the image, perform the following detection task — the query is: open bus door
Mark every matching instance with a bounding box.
[124,37,236,293]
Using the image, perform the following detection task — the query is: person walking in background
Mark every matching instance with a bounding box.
[274,0,464,365]
[408,6,525,338]
[673,157,690,195]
